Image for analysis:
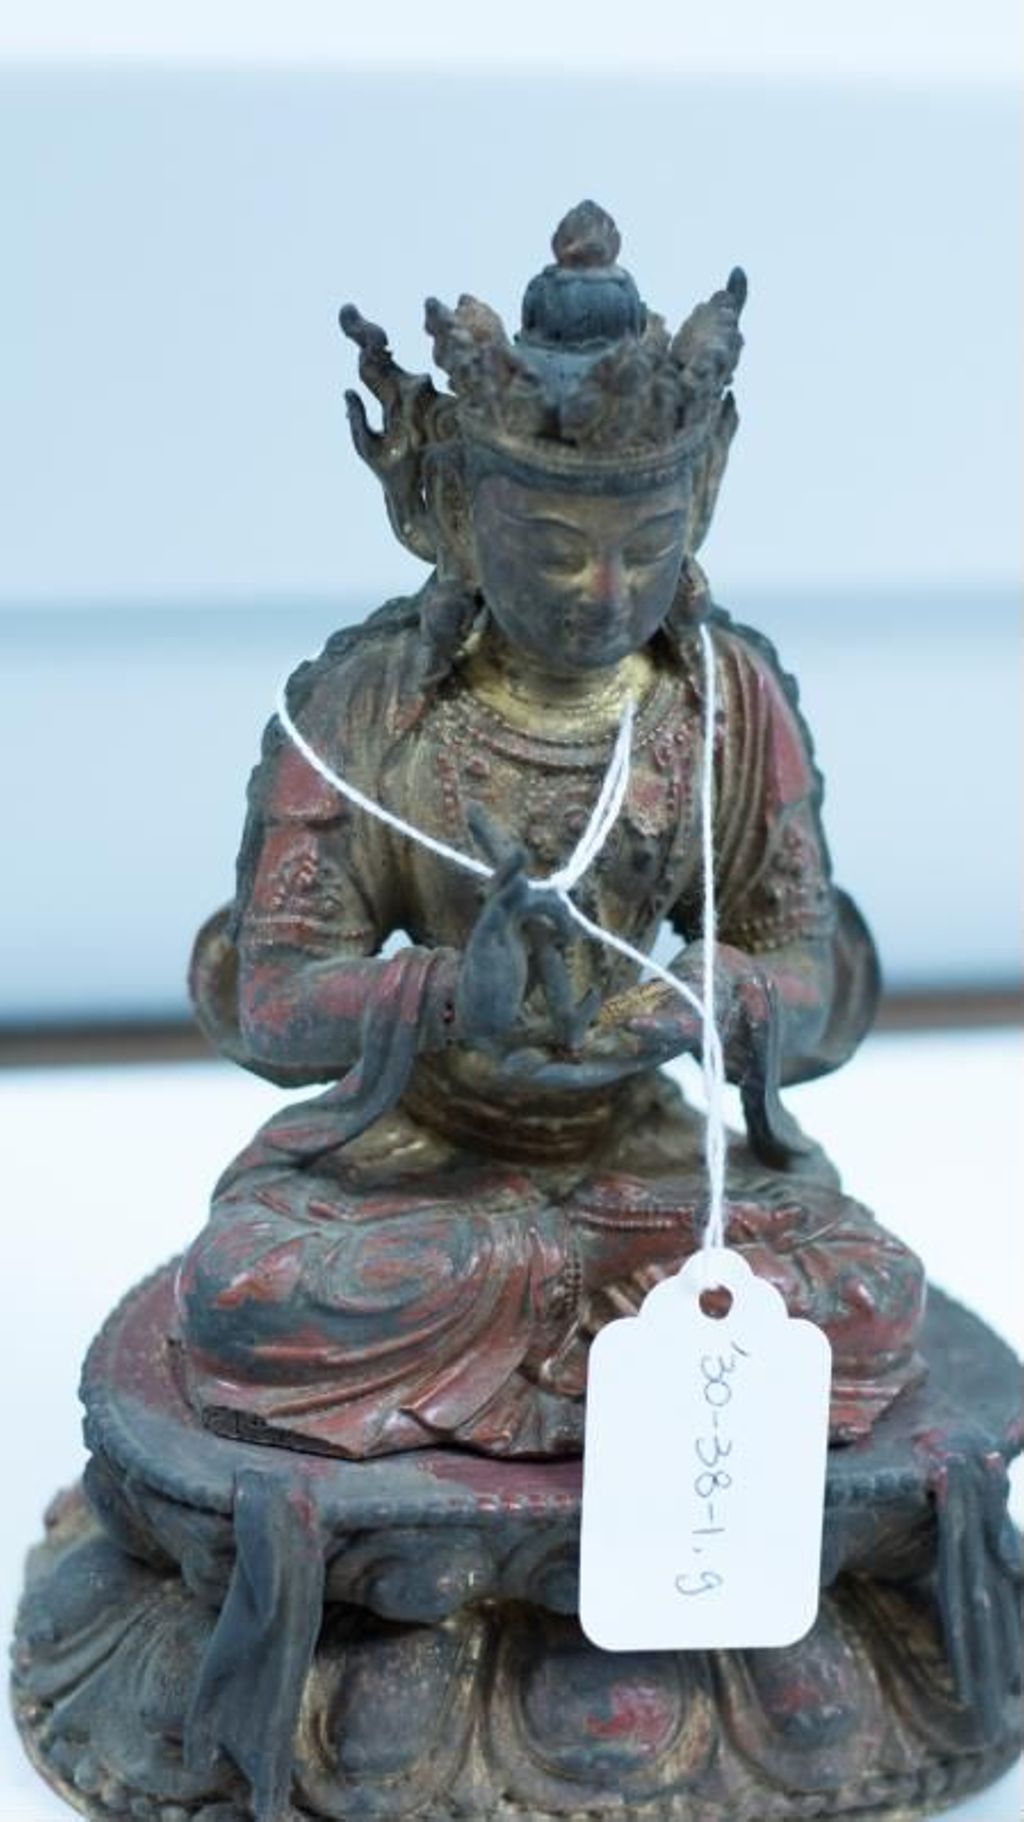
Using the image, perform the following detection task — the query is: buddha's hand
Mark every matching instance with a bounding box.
[501,942,770,1085]
[602,942,772,1073]
[453,803,595,1049]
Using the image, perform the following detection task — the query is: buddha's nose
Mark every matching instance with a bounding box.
[591,552,627,608]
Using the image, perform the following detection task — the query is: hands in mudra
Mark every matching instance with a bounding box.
[454,802,601,1054]
[446,800,772,1089]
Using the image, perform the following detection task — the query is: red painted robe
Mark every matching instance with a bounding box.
[175,610,924,1456]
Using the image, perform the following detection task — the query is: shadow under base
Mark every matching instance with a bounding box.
[12,1267,1023,1822]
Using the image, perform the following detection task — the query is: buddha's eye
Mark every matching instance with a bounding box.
[622,514,686,568]
[518,522,589,573]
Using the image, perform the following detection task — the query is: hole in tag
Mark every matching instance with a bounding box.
[699,1285,733,1319]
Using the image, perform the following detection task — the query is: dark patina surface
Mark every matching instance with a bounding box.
[12,202,1022,1819]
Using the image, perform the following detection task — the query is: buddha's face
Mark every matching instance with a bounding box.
[469,470,691,676]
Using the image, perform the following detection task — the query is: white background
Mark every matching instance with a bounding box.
[1,0,1019,82]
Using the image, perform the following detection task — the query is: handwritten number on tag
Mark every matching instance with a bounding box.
[675,1570,724,1596]
[673,1341,750,1591]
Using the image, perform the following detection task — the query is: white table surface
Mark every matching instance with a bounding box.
[2,1028,1021,1820]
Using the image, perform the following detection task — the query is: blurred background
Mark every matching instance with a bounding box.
[1,0,1020,1041]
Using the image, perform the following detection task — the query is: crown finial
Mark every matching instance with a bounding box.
[551,201,621,271]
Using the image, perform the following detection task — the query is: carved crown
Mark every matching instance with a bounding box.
[339,201,746,566]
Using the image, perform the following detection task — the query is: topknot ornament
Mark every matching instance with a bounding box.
[519,200,645,356]
[551,200,621,268]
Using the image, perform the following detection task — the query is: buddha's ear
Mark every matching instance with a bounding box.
[416,576,483,690]
[424,440,479,587]
[662,558,713,657]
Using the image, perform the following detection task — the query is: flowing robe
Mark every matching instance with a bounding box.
[175,610,925,1457]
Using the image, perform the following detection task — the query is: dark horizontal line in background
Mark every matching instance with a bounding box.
[1,987,1020,1071]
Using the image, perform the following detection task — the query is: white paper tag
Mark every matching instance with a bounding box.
[579,1246,832,1652]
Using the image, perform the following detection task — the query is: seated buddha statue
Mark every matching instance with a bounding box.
[176,201,925,1460]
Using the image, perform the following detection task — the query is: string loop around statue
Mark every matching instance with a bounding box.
[276,622,728,1255]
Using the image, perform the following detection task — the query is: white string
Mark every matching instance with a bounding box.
[275,630,729,1254]
[698,620,728,1252]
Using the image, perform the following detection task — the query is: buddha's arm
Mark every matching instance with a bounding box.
[663,792,838,1083]
[231,738,458,1077]
[546,631,852,1086]
[672,624,858,1079]
[237,945,459,1075]
[659,628,844,1080]
[586,923,834,1088]
[734,931,835,1074]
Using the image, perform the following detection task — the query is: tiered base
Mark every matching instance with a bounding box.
[11,1266,1023,1822]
